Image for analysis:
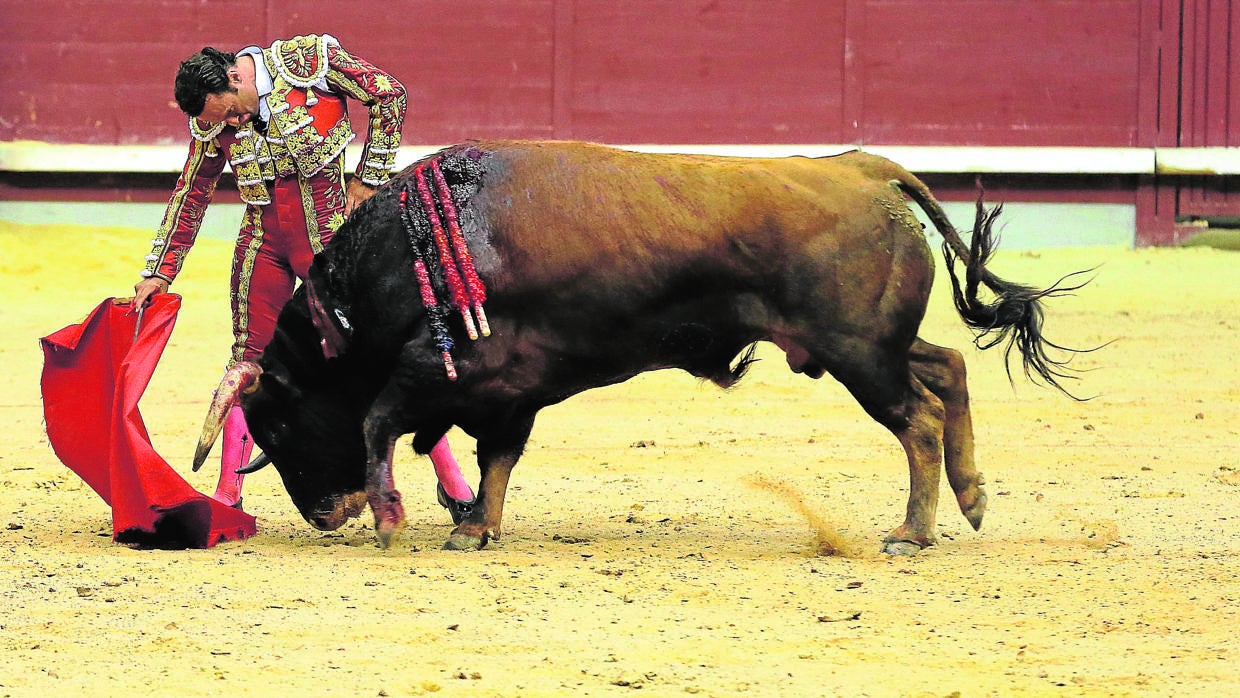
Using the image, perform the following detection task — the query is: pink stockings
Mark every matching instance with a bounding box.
[212,405,252,507]
[431,436,474,502]
[212,407,473,510]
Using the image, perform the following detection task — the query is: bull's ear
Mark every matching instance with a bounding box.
[305,277,352,360]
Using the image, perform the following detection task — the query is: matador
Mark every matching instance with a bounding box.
[132,34,476,520]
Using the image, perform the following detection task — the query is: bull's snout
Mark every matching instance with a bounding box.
[304,491,368,531]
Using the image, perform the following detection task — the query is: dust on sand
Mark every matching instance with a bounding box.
[2,220,1238,696]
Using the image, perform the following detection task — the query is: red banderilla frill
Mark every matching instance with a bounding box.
[400,187,457,380]
[414,165,478,340]
[429,159,490,337]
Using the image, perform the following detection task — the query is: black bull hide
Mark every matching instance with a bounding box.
[217,140,1087,554]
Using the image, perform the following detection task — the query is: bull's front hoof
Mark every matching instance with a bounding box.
[443,531,487,551]
[375,519,405,550]
[369,489,406,549]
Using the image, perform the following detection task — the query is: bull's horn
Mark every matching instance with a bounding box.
[236,452,271,475]
[192,361,263,472]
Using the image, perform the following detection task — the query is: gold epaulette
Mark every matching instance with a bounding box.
[270,34,338,87]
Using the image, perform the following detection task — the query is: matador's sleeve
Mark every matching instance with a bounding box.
[141,135,227,284]
[323,43,407,186]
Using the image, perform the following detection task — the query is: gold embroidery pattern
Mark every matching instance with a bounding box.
[270,95,355,178]
[325,44,406,185]
[299,153,349,254]
[229,206,266,368]
[190,117,225,142]
[324,154,348,241]
[145,139,216,279]
[227,128,273,205]
[299,171,321,254]
[170,247,191,277]
[262,39,355,179]
[264,132,296,178]
[326,210,346,234]
[271,34,333,86]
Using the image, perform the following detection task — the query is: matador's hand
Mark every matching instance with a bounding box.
[132,277,169,311]
[345,178,378,218]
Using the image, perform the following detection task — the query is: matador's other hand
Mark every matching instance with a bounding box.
[345,178,378,218]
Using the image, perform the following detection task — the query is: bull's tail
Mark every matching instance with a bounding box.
[895,175,1094,399]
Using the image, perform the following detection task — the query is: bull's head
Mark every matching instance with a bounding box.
[193,296,372,531]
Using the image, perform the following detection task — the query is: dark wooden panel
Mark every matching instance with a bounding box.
[0,171,240,203]
[1178,0,1237,148]
[1174,0,1240,221]
[0,42,187,144]
[0,0,556,145]
[1134,0,1180,245]
[920,173,1140,204]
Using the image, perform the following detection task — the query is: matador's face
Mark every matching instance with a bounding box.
[198,57,261,128]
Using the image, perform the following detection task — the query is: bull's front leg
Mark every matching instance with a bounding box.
[445,414,536,551]
[363,422,405,549]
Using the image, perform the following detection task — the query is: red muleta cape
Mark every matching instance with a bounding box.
[40,295,256,548]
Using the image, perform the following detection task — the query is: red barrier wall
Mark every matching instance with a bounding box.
[0,0,1153,147]
[1,0,1236,243]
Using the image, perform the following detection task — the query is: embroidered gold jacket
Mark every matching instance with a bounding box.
[141,34,406,283]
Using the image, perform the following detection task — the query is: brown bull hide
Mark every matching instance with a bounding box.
[239,140,1088,554]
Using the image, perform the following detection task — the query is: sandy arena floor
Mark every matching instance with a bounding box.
[1,218,1238,696]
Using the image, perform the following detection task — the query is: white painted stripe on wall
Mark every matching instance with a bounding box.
[1155,147,1240,175]
[2,141,1239,175]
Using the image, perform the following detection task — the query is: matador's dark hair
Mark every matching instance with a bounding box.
[173,47,237,116]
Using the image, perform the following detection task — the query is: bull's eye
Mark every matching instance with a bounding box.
[266,431,281,449]
[263,419,290,449]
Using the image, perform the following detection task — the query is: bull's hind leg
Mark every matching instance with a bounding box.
[821,344,948,555]
[444,413,536,551]
[909,338,987,530]
[881,376,947,555]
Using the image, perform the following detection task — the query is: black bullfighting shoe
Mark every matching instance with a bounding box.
[436,482,476,525]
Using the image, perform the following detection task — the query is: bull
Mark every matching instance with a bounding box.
[194,140,1086,555]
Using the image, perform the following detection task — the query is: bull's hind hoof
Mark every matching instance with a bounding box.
[882,540,924,556]
[962,490,987,531]
[881,529,933,556]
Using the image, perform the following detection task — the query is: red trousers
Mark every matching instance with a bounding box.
[227,166,345,366]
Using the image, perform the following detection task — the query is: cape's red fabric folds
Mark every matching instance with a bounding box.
[40,295,256,548]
